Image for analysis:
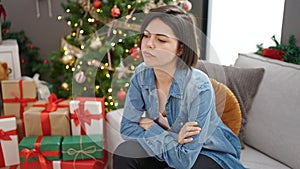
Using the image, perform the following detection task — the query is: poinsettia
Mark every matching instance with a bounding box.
[256,35,300,64]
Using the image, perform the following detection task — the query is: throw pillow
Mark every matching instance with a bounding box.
[210,78,242,136]
[194,60,265,148]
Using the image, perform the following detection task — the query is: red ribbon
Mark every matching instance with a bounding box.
[3,80,37,119]
[0,129,17,141]
[19,136,60,169]
[0,143,5,167]
[70,100,103,135]
[32,93,69,136]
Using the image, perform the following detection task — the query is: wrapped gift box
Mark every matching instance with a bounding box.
[0,116,20,167]
[19,136,62,163]
[20,159,102,169]
[62,135,103,161]
[69,97,105,135]
[1,80,36,119]
[23,98,70,136]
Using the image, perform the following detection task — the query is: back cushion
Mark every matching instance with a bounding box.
[235,53,300,169]
[210,78,242,136]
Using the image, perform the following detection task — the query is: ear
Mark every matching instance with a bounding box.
[177,44,184,56]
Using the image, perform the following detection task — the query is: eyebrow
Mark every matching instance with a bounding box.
[144,30,171,38]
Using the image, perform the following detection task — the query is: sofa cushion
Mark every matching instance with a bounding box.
[235,53,300,169]
[241,145,291,169]
[210,78,242,136]
[194,61,265,147]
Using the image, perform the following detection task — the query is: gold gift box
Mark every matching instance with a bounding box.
[1,80,36,118]
[23,100,71,136]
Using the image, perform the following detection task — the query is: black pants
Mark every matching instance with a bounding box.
[113,140,222,169]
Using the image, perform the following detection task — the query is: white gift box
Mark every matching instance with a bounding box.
[69,97,105,136]
[0,116,20,167]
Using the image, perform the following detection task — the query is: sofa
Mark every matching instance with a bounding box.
[105,53,300,169]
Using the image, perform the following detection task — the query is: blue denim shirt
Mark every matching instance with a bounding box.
[121,63,246,169]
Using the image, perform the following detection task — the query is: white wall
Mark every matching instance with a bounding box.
[206,0,285,65]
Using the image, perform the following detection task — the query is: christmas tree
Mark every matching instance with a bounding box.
[49,0,192,112]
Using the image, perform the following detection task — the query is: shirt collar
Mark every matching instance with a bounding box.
[140,65,190,99]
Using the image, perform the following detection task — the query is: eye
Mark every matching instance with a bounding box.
[158,39,167,43]
[142,32,150,38]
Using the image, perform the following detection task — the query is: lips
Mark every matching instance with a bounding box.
[142,51,156,58]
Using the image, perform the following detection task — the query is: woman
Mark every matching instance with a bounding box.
[113,5,246,169]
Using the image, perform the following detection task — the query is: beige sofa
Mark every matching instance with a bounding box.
[105,53,300,169]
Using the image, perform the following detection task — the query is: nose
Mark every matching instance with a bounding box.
[146,36,155,49]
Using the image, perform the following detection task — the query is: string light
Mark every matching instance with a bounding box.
[118,30,123,34]
[88,18,95,22]
[108,88,112,93]
[66,9,70,13]
[125,49,129,53]
[71,32,76,37]
[106,73,111,78]
[118,39,123,43]
[127,5,132,9]
[77,65,81,69]
[96,85,100,90]
[72,68,75,71]
[100,66,105,70]
[132,17,136,21]
[81,45,85,49]
[105,102,108,106]
[57,16,62,20]
[67,21,72,26]
[105,63,109,67]
[108,96,113,100]
[113,30,117,34]
[74,23,78,27]
[123,33,127,37]
[125,83,130,87]
[83,87,87,91]
[111,42,116,46]
[66,65,69,69]
[115,102,119,107]
[96,9,103,13]
[80,30,84,34]
[110,102,114,106]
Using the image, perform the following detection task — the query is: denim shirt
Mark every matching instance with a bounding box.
[120,63,246,169]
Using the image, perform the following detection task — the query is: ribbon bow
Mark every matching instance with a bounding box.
[22,74,51,100]
[21,148,48,169]
[0,129,16,141]
[33,93,67,113]
[71,108,102,127]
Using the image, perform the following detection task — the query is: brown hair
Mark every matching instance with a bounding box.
[139,5,199,68]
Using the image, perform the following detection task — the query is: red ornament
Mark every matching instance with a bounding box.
[117,89,127,100]
[129,46,141,59]
[110,6,121,18]
[260,48,284,61]
[93,0,102,9]
[21,59,25,64]
[43,59,48,64]
[29,44,34,50]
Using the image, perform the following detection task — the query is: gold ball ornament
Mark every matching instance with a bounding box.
[61,54,75,65]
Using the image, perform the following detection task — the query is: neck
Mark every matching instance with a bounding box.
[154,68,175,86]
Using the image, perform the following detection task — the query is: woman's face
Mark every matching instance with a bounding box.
[141,18,180,68]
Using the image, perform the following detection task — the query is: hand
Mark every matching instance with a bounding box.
[177,122,201,144]
[139,117,155,130]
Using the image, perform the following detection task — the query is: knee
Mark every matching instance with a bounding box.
[113,140,149,158]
